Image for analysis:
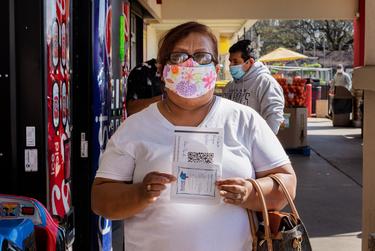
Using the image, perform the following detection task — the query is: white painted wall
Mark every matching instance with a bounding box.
[146,25,159,60]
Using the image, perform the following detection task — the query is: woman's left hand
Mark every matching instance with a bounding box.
[216,178,253,206]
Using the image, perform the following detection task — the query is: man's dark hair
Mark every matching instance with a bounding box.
[229,39,254,61]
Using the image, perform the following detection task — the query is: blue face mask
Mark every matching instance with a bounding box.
[230,63,246,80]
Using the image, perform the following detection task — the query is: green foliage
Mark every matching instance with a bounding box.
[248,20,353,56]
[270,69,279,74]
[301,63,322,68]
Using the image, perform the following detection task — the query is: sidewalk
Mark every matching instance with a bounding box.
[290,118,362,251]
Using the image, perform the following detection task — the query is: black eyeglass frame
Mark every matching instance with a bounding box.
[168,52,216,65]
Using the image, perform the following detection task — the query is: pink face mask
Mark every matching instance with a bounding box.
[162,59,217,98]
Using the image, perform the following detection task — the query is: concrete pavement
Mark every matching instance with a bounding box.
[290,118,362,251]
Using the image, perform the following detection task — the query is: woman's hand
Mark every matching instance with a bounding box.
[216,178,253,207]
[142,172,176,203]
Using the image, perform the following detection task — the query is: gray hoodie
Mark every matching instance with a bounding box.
[223,62,284,134]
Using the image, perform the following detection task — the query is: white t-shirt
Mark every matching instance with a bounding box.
[96,96,290,251]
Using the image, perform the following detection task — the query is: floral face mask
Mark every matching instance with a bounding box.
[162,59,217,99]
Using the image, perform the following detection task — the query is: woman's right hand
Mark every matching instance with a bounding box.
[142,172,176,203]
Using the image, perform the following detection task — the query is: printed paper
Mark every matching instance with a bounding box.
[171,127,223,204]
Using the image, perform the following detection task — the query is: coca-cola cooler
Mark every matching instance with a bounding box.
[0,0,74,249]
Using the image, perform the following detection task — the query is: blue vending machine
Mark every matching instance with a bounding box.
[71,0,130,249]
[92,0,131,249]
[92,0,113,249]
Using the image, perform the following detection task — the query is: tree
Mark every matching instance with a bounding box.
[292,20,353,51]
[245,20,353,56]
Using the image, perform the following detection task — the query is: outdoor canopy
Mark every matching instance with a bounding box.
[258,47,308,62]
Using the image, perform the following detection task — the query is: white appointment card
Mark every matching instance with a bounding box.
[173,126,223,164]
[171,127,223,204]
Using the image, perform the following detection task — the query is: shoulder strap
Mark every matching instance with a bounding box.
[269,174,300,220]
[247,175,301,250]
[247,178,273,251]
[247,210,258,251]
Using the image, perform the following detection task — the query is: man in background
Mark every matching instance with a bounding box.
[330,64,352,93]
[223,40,284,134]
[126,58,163,116]
[328,64,353,118]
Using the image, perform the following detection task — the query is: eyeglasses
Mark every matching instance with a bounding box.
[169,52,215,65]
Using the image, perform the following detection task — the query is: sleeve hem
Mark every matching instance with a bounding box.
[95,171,133,182]
[254,158,291,172]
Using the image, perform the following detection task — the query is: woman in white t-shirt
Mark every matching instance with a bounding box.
[91,22,297,251]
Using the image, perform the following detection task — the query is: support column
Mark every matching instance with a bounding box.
[362,89,375,251]
[353,0,375,250]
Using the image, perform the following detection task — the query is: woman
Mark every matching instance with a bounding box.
[91,22,296,251]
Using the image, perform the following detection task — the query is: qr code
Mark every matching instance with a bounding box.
[187,152,214,164]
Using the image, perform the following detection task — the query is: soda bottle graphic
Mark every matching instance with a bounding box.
[52,19,59,70]
[52,81,60,130]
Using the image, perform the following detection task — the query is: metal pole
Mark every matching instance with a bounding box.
[323,38,326,66]
[313,41,316,57]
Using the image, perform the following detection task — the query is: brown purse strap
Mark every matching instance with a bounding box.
[247,178,273,251]
[247,210,258,251]
[269,174,300,220]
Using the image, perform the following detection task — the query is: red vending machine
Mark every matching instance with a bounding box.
[46,0,74,227]
[1,0,74,248]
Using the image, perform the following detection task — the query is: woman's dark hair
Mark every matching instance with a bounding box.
[157,22,218,68]
[229,39,254,61]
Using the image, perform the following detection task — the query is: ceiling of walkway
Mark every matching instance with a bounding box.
[147,19,256,39]
[159,0,357,20]
[140,0,357,42]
